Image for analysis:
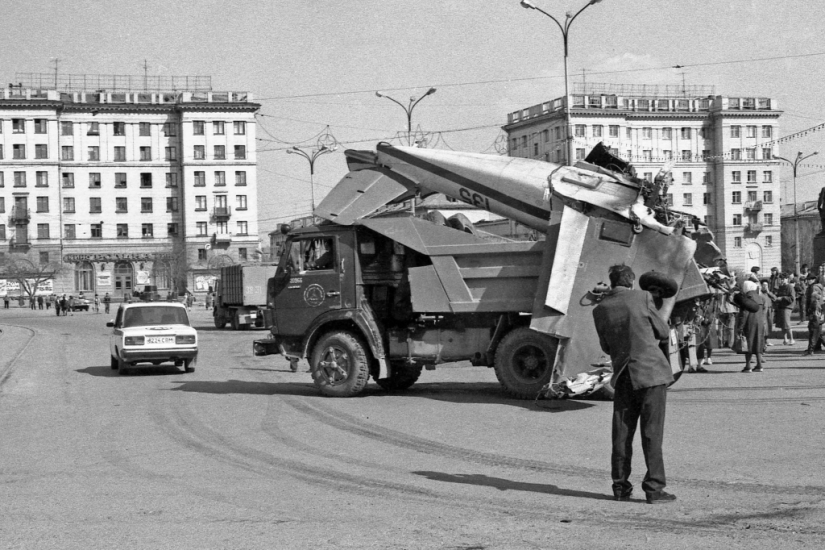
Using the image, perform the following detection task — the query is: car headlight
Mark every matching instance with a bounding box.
[125,336,145,345]
[175,335,196,345]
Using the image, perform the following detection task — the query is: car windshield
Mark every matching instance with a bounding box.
[123,307,190,328]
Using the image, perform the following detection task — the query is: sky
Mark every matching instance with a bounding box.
[3,0,825,239]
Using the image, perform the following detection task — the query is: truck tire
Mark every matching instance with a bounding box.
[375,363,423,391]
[494,328,557,399]
[214,312,226,329]
[310,331,370,397]
[230,315,239,331]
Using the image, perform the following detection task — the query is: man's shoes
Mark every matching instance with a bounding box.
[752,367,764,373]
[742,367,753,373]
[706,358,713,365]
[614,489,633,502]
[687,367,696,373]
[695,366,708,373]
[804,350,813,356]
[646,491,677,504]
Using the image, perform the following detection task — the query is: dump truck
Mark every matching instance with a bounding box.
[213,265,276,330]
[253,143,717,398]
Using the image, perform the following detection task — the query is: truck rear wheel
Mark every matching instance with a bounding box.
[375,362,423,391]
[214,312,226,329]
[494,328,557,399]
[310,331,370,397]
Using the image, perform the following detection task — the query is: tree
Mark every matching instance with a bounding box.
[0,253,62,303]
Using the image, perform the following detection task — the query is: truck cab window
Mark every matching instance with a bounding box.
[302,238,335,271]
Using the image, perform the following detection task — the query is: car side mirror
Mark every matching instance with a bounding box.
[106,321,114,328]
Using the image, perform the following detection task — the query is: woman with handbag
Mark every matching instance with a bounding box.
[735,288,765,373]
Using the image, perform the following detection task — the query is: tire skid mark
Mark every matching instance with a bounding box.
[286,397,825,497]
[0,324,37,390]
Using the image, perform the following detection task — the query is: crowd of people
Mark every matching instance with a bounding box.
[2,292,113,315]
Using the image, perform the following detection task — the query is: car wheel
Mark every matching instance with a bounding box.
[117,355,130,375]
[184,357,197,373]
[310,331,370,397]
[494,327,558,399]
[110,355,118,370]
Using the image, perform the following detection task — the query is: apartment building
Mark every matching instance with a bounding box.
[503,84,782,272]
[0,81,260,297]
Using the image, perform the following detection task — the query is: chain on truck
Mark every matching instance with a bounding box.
[254,143,726,398]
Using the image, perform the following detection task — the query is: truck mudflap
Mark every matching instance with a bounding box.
[302,300,391,379]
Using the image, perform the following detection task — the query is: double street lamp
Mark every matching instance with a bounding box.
[375,88,437,146]
[775,151,819,274]
[519,0,605,166]
[286,127,338,214]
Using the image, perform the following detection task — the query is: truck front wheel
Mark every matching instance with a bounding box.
[310,331,370,397]
[214,311,227,329]
[494,328,557,399]
[375,362,422,391]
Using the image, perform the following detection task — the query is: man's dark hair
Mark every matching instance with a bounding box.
[751,266,761,273]
[608,265,635,289]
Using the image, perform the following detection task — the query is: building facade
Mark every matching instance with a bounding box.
[503,85,782,272]
[0,85,260,298]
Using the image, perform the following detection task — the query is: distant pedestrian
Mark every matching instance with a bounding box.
[738,288,766,373]
[55,297,62,316]
[60,295,69,316]
[3,295,9,309]
[205,292,213,310]
[37,295,44,310]
[185,293,194,311]
[774,273,796,345]
[804,274,824,355]
[94,294,100,313]
[30,296,36,310]
[68,296,75,316]
[103,292,111,314]
[45,295,52,310]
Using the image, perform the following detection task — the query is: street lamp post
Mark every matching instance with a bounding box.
[775,151,819,274]
[286,128,338,214]
[519,0,604,166]
[375,88,437,146]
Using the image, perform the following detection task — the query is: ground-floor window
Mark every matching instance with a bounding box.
[153,261,171,290]
[75,261,94,292]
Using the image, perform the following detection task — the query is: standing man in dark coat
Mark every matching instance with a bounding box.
[593,265,676,504]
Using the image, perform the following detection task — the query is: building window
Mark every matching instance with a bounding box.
[116,197,128,213]
[13,144,26,159]
[703,192,710,205]
[0,144,3,159]
[216,221,228,234]
[682,172,692,185]
[193,121,205,135]
[642,150,652,161]
[762,148,772,160]
[765,235,773,247]
[234,121,246,135]
[533,143,538,157]
[117,224,128,238]
[733,214,742,226]
[732,191,741,204]
[142,223,153,238]
[680,127,691,139]
[167,223,178,236]
[114,146,126,161]
[0,198,4,212]
[763,191,773,203]
[731,126,741,138]
[643,172,653,182]
[681,150,691,161]
[764,213,774,226]
[91,224,102,238]
[87,122,99,136]
[64,224,76,240]
[38,251,49,264]
[520,136,527,148]
[0,225,4,240]
[113,122,125,136]
[542,129,549,142]
[140,147,151,161]
[213,121,225,135]
[198,249,207,261]
[195,196,207,210]
[214,171,226,186]
[640,127,652,139]
[88,146,99,161]
[61,121,73,136]
[34,196,48,213]
[701,149,710,160]
[703,172,711,184]
[37,224,49,239]
[89,173,101,188]
[165,146,176,161]
[575,148,585,161]
[139,122,150,136]
[732,171,741,183]
[747,190,758,202]
[194,171,206,186]
[746,125,757,138]
[115,173,127,188]
[731,149,741,160]
[747,170,757,183]
[90,197,101,213]
[62,173,74,188]
[63,197,75,213]
[734,237,742,248]
[683,193,692,206]
[235,171,247,186]
[665,194,673,206]
[236,195,247,210]
[237,221,248,235]
[35,144,48,159]
[762,126,772,138]
[165,173,177,188]
[12,119,25,133]
[35,172,48,187]
[196,221,208,235]
[592,125,603,138]
[14,172,26,187]
[745,148,755,160]
[194,145,205,159]
[761,170,773,183]
[239,247,247,260]
[166,197,179,212]
[162,123,177,137]
[574,125,585,137]
[140,173,152,188]
[214,145,226,160]
[609,125,619,138]
[61,146,74,160]
[662,127,672,140]
[662,150,672,160]
[141,197,153,213]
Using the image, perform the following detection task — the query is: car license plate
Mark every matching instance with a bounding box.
[147,336,174,345]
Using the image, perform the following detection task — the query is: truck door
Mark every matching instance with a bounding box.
[274,235,345,337]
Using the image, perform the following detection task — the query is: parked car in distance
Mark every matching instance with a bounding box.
[107,301,198,375]
[71,297,91,311]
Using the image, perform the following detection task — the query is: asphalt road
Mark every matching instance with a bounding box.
[1,307,824,549]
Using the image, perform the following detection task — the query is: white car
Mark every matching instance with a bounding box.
[107,301,198,375]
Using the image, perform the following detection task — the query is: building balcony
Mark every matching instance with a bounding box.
[745,201,763,211]
[746,223,764,233]
[10,207,31,224]
[10,235,30,248]
[211,206,232,221]
[212,232,232,244]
